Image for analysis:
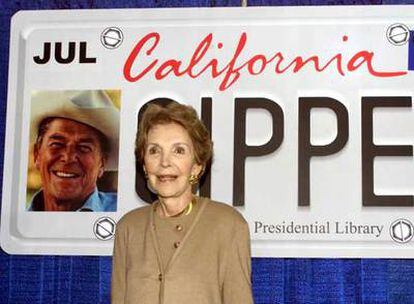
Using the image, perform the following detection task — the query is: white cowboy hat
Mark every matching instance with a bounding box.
[30,90,120,171]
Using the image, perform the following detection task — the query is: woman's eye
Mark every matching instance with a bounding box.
[148,147,159,155]
[174,147,186,154]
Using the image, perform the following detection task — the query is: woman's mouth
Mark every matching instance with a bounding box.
[157,174,177,182]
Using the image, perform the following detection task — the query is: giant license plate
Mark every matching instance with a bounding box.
[1,6,413,257]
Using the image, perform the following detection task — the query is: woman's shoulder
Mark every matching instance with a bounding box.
[199,196,248,227]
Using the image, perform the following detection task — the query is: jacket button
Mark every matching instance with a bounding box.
[158,273,163,281]
[174,241,181,248]
[176,225,183,232]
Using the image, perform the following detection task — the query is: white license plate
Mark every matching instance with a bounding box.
[1,6,413,257]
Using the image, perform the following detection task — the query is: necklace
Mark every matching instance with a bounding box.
[159,198,196,218]
[171,198,194,217]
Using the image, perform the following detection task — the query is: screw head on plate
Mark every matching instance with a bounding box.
[94,217,116,240]
[101,27,124,49]
[386,23,410,46]
[390,219,414,243]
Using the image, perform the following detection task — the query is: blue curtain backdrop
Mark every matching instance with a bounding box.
[0,0,413,303]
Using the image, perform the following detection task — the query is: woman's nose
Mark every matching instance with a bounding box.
[160,152,171,167]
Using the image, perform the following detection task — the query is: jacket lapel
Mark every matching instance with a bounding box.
[149,197,208,273]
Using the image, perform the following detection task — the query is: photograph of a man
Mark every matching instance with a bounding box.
[27,90,120,212]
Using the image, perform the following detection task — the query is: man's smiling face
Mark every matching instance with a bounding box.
[34,118,105,210]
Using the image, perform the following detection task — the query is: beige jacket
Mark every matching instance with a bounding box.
[111,197,253,304]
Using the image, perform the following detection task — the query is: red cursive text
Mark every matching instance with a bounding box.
[123,32,407,91]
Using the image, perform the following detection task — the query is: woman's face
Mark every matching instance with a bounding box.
[144,122,202,200]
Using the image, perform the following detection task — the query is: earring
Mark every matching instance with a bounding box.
[189,174,199,185]
[147,180,157,194]
[143,169,156,193]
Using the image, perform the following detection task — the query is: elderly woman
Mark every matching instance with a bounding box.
[111,101,253,304]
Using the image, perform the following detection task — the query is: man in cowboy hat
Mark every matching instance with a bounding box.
[28,90,119,212]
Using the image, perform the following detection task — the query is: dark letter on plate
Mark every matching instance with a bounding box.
[233,98,284,206]
[361,96,413,206]
[298,97,349,207]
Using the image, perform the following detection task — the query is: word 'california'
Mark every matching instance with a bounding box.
[123,32,406,91]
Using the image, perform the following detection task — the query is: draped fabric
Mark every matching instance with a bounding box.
[1,253,414,303]
[0,0,413,303]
